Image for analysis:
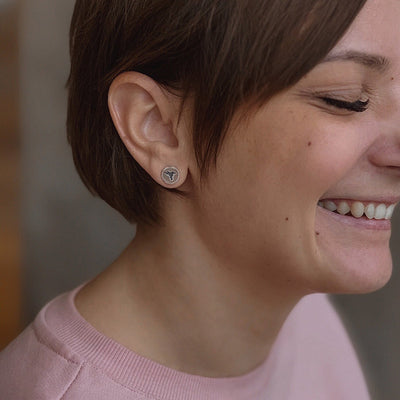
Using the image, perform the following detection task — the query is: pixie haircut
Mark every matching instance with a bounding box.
[67,0,367,226]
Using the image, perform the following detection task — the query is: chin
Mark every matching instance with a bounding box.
[313,205,394,294]
[313,247,393,295]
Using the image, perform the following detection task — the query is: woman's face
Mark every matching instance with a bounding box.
[191,0,400,295]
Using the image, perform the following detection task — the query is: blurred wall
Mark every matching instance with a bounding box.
[19,1,400,400]
[19,0,133,322]
[0,0,21,349]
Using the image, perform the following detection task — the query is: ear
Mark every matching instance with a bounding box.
[108,71,189,188]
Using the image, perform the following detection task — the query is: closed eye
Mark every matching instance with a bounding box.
[320,97,370,112]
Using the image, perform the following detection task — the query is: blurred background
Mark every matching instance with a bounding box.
[1,1,399,399]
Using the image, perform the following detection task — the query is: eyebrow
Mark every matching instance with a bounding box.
[320,50,390,73]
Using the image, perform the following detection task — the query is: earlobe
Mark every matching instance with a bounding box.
[108,72,187,188]
[161,166,181,185]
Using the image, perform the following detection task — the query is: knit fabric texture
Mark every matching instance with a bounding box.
[0,286,371,399]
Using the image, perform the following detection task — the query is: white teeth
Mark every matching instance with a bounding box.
[318,200,397,220]
[385,204,395,220]
[324,201,337,212]
[351,201,364,218]
[365,204,375,219]
[337,201,351,215]
[374,204,387,219]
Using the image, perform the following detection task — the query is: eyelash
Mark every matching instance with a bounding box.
[320,97,370,113]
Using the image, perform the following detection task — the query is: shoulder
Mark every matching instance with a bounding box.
[268,293,371,399]
[0,290,147,400]
[286,293,364,360]
[284,293,364,365]
[0,317,82,399]
[286,293,352,339]
[0,290,86,400]
[272,293,360,361]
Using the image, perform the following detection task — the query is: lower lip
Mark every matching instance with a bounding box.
[317,205,391,231]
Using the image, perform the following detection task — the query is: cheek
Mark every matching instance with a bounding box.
[194,113,319,273]
[299,136,359,195]
[193,103,378,290]
[273,112,376,200]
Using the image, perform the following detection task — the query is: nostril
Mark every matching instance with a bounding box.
[368,138,400,169]
[384,165,400,176]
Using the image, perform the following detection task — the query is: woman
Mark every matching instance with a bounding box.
[1,0,399,398]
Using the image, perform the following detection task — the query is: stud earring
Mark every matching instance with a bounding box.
[161,166,180,185]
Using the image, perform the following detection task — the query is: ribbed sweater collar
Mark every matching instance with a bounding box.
[35,285,273,400]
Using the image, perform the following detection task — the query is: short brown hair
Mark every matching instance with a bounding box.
[67,0,367,226]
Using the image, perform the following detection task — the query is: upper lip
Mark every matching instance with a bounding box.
[319,196,400,205]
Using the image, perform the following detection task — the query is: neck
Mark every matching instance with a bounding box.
[75,220,304,378]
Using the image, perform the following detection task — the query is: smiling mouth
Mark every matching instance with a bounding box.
[318,199,396,220]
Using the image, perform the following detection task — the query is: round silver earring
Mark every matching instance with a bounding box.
[161,166,180,185]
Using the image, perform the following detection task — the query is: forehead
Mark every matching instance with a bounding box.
[331,0,400,67]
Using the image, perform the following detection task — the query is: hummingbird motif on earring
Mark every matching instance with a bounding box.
[161,166,180,185]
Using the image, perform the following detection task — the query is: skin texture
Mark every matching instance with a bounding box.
[75,0,400,378]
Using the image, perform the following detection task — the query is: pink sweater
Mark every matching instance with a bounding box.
[0,286,370,399]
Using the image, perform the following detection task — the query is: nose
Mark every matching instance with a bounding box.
[368,88,400,170]
[368,135,400,170]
